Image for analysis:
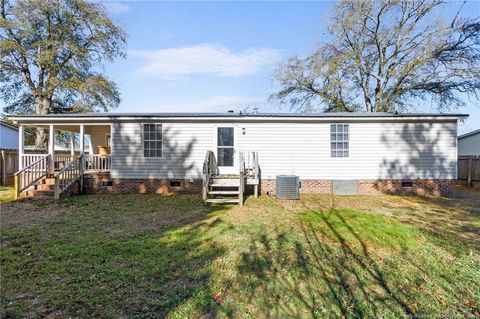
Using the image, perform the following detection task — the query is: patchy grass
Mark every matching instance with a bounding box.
[299,209,419,250]
[0,186,15,203]
[1,193,479,318]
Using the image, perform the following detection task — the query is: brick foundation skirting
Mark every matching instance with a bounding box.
[83,173,202,194]
[83,173,454,196]
[259,179,333,195]
[260,179,454,196]
[357,179,454,196]
[60,180,81,198]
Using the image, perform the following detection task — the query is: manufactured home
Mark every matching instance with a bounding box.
[8,112,467,203]
[458,129,480,156]
[0,120,21,149]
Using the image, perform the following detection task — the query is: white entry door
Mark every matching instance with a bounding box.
[215,126,236,174]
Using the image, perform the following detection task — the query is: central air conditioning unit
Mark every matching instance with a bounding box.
[276,175,300,200]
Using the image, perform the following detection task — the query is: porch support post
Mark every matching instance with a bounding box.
[48,124,55,174]
[79,124,85,154]
[79,124,85,194]
[70,132,75,160]
[18,124,24,170]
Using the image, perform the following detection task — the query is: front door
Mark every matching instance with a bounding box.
[216,126,236,174]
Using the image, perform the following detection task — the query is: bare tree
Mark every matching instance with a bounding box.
[272,0,480,113]
[0,0,126,147]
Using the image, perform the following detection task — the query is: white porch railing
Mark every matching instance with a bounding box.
[84,154,112,172]
[22,153,112,172]
[21,154,47,169]
[54,155,75,169]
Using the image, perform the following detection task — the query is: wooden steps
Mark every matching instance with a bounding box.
[16,155,84,200]
[25,177,56,199]
[205,198,240,204]
[209,183,240,187]
[26,190,54,198]
[208,190,239,195]
[202,150,259,206]
[205,174,243,205]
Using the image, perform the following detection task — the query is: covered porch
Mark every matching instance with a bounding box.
[13,122,112,199]
[18,123,112,173]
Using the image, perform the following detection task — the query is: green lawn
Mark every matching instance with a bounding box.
[0,186,15,203]
[1,192,479,318]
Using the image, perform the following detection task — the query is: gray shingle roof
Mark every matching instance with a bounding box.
[7,112,469,118]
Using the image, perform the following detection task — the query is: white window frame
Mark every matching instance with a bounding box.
[213,125,237,174]
[142,123,163,158]
[330,123,349,158]
[105,133,111,147]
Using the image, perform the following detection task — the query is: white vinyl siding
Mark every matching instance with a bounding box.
[458,133,480,155]
[112,120,458,180]
[111,122,211,179]
[0,124,19,149]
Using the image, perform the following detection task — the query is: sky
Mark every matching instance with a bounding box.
[2,0,479,134]
[103,1,331,113]
[102,0,479,134]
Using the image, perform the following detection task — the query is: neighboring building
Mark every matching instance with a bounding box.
[458,129,480,156]
[0,120,20,149]
[8,112,468,200]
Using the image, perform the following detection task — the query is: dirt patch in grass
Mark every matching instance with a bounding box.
[1,200,64,229]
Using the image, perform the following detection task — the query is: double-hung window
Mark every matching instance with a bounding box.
[330,124,349,157]
[143,124,162,157]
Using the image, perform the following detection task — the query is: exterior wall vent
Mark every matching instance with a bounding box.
[101,180,113,187]
[401,180,413,188]
[276,175,300,200]
[169,180,181,188]
[332,180,358,195]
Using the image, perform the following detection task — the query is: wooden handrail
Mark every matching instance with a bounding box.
[202,151,217,202]
[239,152,245,206]
[239,150,259,178]
[239,150,259,198]
[252,152,259,179]
[14,155,50,199]
[54,155,81,177]
[14,155,49,176]
[54,155,84,200]
[202,151,217,175]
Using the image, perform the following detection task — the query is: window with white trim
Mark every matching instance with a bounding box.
[143,124,162,157]
[330,124,349,157]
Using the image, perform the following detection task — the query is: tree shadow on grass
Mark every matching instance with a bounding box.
[0,194,230,318]
[235,202,428,318]
[374,194,480,251]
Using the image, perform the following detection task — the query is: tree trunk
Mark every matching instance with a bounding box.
[34,97,52,149]
[35,127,48,150]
